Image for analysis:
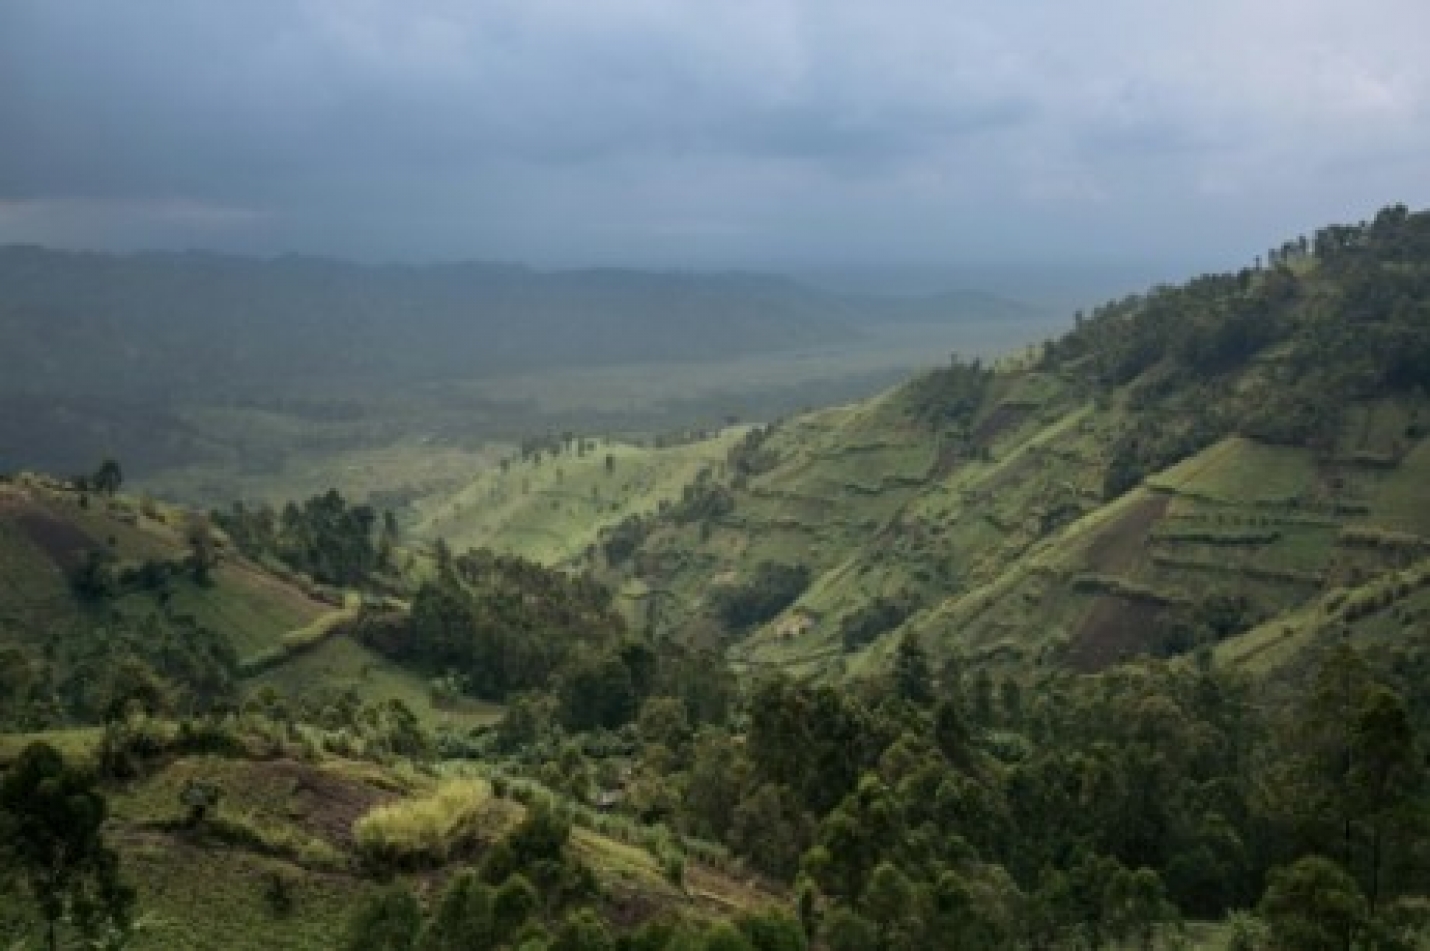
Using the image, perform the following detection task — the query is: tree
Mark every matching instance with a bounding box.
[558,651,636,731]
[418,870,493,951]
[179,777,222,827]
[702,922,756,951]
[185,514,217,585]
[344,883,424,951]
[891,631,932,706]
[821,908,878,951]
[550,909,613,951]
[1258,855,1366,951]
[491,874,539,944]
[1272,644,1424,905]
[729,783,811,879]
[0,742,134,951]
[861,861,921,949]
[1348,685,1422,910]
[92,458,123,496]
[1103,866,1177,950]
[736,910,807,951]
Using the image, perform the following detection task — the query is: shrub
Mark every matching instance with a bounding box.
[343,883,423,951]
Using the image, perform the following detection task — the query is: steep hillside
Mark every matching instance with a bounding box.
[600,205,1430,684]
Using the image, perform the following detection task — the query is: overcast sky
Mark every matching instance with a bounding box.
[2,0,1427,288]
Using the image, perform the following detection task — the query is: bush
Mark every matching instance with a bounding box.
[1257,856,1366,951]
[343,883,423,951]
[1223,910,1268,951]
[262,870,295,918]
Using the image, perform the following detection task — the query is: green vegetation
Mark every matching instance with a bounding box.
[587,205,1430,694]
[412,431,747,566]
[214,489,387,588]
[0,741,134,950]
[353,778,508,869]
[3,206,1430,946]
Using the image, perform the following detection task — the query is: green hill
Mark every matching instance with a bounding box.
[0,474,504,734]
[593,205,1430,689]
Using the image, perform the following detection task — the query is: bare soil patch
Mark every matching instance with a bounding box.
[1065,595,1165,673]
[8,504,96,571]
[1083,494,1169,574]
[264,759,398,848]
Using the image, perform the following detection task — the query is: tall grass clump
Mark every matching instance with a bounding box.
[354,778,495,870]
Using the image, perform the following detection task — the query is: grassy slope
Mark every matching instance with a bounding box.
[245,633,504,731]
[0,745,781,950]
[0,476,497,732]
[0,477,323,649]
[410,431,748,565]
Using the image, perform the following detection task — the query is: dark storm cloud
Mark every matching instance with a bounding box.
[2,0,1428,269]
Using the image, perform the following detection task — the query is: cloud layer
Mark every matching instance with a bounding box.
[2,0,1427,274]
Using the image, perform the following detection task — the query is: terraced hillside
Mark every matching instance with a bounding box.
[410,431,749,565]
[599,206,1430,686]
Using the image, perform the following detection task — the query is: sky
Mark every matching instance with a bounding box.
[2,0,1428,292]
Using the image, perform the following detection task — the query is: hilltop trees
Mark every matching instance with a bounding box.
[379,549,629,703]
[1047,204,1430,478]
[91,457,123,496]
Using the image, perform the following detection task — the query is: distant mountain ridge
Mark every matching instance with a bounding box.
[0,245,1038,402]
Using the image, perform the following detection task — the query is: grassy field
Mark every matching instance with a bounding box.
[244,632,504,732]
[411,430,749,564]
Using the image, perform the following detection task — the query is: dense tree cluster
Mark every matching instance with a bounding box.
[903,355,994,430]
[213,488,386,587]
[361,549,639,712]
[839,592,920,652]
[0,611,238,732]
[549,636,1429,949]
[708,561,811,634]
